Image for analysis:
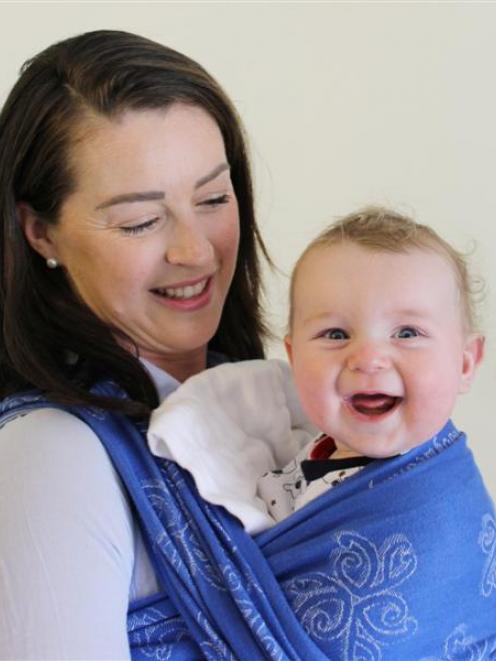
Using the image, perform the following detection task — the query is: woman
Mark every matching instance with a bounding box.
[0,30,281,659]
[2,30,495,661]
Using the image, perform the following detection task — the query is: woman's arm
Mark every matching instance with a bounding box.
[0,408,135,660]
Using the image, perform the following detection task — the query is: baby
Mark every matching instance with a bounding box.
[148,206,486,530]
[257,205,485,520]
[148,207,495,658]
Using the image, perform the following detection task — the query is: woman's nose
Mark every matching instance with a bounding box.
[346,342,391,374]
[165,221,214,267]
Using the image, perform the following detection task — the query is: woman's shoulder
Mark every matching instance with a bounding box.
[1,401,101,442]
[0,405,135,556]
[0,405,127,490]
[0,404,160,590]
[0,406,138,658]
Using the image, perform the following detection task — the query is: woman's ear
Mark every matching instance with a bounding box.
[17,202,58,261]
[459,333,485,394]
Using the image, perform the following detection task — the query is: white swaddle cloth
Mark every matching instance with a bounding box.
[147,359,317,533]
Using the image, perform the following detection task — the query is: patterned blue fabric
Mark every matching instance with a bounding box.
[2,382,495,660]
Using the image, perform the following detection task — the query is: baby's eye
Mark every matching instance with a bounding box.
[395,326,420,339]
[322,328,349,340]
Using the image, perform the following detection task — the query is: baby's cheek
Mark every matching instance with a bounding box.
[302,387,335,432]
[405,377,457,441]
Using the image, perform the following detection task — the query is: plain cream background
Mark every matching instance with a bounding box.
[1,2,494,498]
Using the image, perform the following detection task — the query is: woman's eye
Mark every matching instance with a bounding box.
[395,326,420,339]
[322,328,348,340]
[200,194,230,208]
[120,218,158,235]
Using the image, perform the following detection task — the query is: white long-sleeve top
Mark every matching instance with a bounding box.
[0,360,176,661]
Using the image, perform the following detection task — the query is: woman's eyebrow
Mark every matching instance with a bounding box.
[95,163,230,211]
[194,162,230,189]
[95,190,164,210]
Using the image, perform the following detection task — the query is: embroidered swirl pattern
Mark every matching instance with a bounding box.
[420,624,496,661]
[142,475,226,590]
[479,513,496,598]
[141,466,285,660]
[127,607,189,660]
[283,530,418,659]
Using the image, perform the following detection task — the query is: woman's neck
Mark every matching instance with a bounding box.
[139,346,208,383]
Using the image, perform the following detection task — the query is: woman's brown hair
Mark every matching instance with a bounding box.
[0,30,270,417]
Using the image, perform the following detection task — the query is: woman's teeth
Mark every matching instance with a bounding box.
[154,279,208,299]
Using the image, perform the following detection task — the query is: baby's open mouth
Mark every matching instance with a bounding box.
[349,393,402,416]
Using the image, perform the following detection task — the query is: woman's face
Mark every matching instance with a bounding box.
[46,104,240,374]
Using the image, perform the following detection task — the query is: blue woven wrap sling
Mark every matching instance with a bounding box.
[1,381,495,660]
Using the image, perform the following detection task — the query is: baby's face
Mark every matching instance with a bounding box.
[285,242,483,458]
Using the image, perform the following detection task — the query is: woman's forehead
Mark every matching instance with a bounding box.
[65,105,227,197]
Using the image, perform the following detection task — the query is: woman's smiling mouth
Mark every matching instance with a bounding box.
[150,276,213,310]
[152,277,210,300]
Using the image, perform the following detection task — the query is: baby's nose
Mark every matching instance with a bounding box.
[346,342,391,374]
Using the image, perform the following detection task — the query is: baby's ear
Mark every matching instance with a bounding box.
[459,333,485,393]
[284,335,293,365]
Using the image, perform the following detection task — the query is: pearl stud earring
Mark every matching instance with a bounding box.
[46,258,58,269]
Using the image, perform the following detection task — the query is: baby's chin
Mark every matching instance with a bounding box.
[333,425,450,459]
[329,433,417,460]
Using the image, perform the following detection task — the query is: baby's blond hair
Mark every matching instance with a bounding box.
[289,206,480,333]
